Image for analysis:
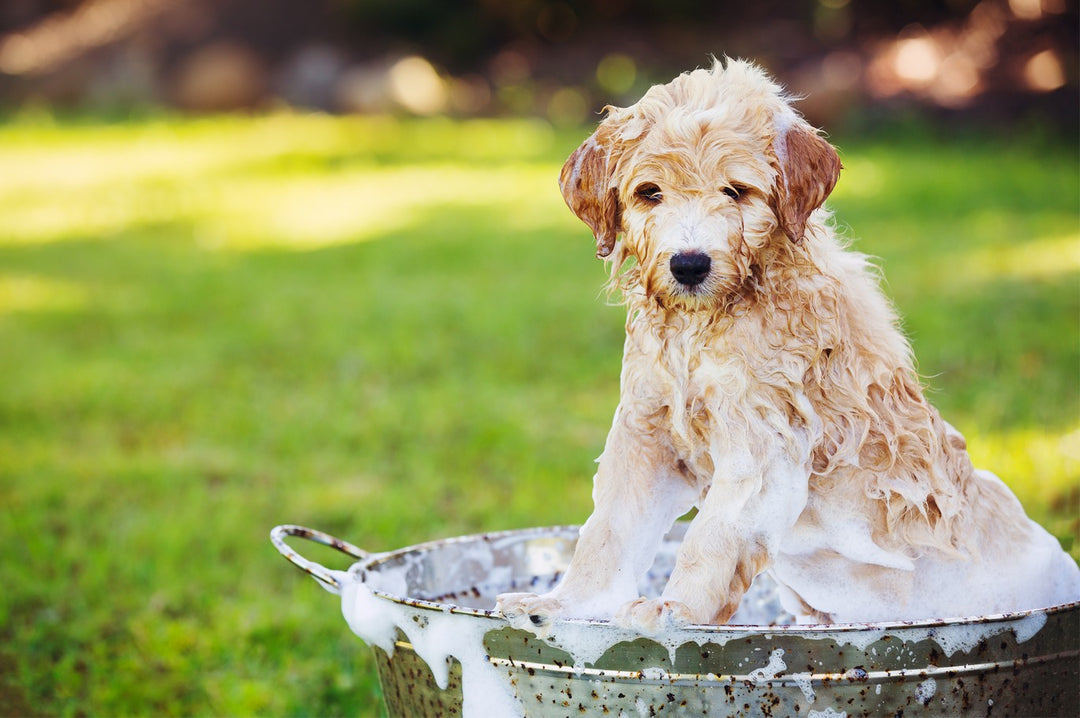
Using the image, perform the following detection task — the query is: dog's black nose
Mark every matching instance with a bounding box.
[670,252,711,286]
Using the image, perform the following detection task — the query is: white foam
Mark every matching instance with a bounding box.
[791,671,816,703]
[815,627,887,652]
[747,648,786,682]
[540,619,641,672]
[641,666,669,680]
[808,709,847,718]
[339,573,398,655]
[888,613,1047,658]
[806,610,1049,660]
[1013,611,1047,643]
[331,529,1057,717]
[915,677,936,705]
[340,576,524,718]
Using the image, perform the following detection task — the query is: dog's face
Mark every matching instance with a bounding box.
[560,60,842,311]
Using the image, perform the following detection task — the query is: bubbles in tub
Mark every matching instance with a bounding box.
[329,525,1066,718]
[340,578,398,654]
[915,677,937,705]
[807,709,848,718]
[747,648,786,682]
[364,559,409,598]
[640,666,669,680]
[889,610,1047,658]
[791,671,816,702]
[341,579,525,717]
[539,618,641,672]
[1013,611,1047,643]
[818,627,887,652]
[337,528,802,718]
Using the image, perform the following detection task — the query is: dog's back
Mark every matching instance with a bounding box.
[755,228,1080,621]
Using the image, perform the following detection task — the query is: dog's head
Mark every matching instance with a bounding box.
[560,58,841,310]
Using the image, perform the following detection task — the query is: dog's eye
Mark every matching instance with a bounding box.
[723,185,743,200]
[635,183,663,205]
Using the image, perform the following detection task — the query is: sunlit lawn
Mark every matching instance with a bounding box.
[0,112,1076,716]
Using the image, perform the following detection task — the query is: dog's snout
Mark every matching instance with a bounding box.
[670,252,712,287]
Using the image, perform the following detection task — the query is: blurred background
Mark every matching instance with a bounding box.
[0,0,1076,126]
[1,1,1077,716]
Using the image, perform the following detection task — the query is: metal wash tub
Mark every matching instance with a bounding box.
[271,523,1079,717]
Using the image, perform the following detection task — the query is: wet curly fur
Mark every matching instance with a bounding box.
[497,58,1079,632]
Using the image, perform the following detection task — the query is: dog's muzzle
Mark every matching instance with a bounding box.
[670,252,712,287]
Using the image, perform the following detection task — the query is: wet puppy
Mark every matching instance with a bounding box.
[498,59,1080,633]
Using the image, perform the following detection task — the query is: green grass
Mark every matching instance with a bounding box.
[0,112,1076,717]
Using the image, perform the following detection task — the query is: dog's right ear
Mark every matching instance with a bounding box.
[559,125,623,258]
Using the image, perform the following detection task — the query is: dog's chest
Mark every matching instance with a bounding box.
[623,320,792,464]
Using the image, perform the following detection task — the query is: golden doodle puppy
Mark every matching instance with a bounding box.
[498,59,1080,633]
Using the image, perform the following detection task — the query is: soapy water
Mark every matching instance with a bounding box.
[915,677,937,705]
[807,709,848,718]
[340,527,796,716]
[746,647,787,682]
[360,526,792,626]
[328,525,1065,718]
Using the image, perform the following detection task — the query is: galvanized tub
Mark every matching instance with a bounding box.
[271,523,1079,717]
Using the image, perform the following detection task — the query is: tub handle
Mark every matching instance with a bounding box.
[270,525,369,594]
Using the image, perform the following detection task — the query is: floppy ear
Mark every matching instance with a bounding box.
[773,119,842,243]
[559,128,622,258]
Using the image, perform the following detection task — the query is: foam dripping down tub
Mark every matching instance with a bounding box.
[271,523,1079,717]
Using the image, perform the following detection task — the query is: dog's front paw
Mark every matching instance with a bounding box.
[496,592,566,638]
[614,598,694,636]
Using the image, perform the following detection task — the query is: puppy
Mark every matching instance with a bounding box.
[497,58,1080,632]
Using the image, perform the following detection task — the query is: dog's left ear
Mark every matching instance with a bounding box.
[559,126,623,258]
[773,118,843,243]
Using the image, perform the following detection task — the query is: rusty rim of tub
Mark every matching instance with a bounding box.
[270,523,1080,635]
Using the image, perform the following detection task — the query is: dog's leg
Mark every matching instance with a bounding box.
[616,441,810,632]
[497,407,696,635]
